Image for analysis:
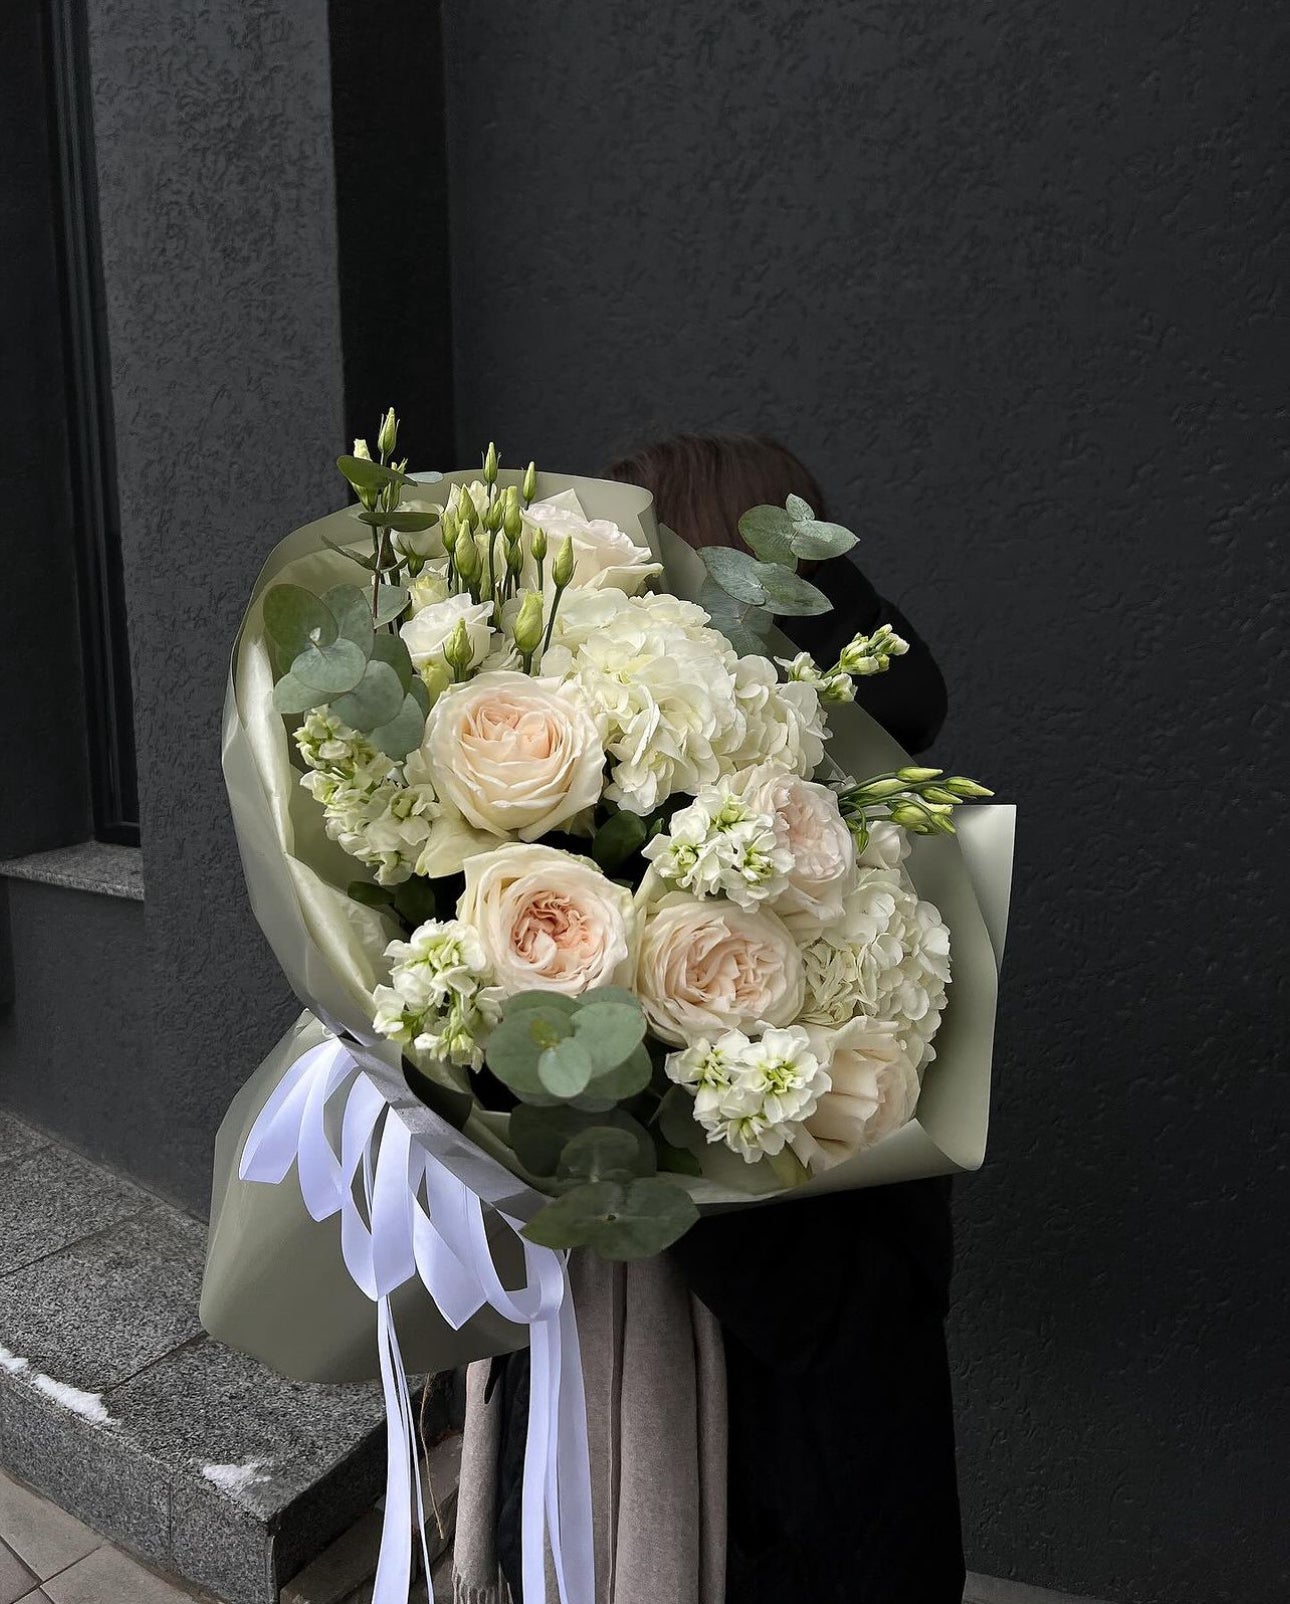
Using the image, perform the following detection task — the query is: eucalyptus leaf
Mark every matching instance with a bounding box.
[503,991,580,1018]
[585,1042,653,1101]
[591,810,648,873]
[721,619,777,659]
[523,1177,698,1260]
[556,1127,654,1188]
[357,508,441,535]
[510,1106,657,1179]
[291,637,369,695]
[371,630,415,690]
[322,532,378,571]
[337,454,408,495]
[373,584,412,627]
[330,659,405,730]
[573,1001,646,1071]
[263,584,337,658]
[789,519,859,561]
[699,545,769,605]
[322,584,375,655]
[756,564,832,617]
[785,493,815,522]
[654,1142,703,1177]
[578,986,641,1011]
[391,875,438,929]
[367,692,427,759]
[738,504,797,565]
[271,672,323,716]
[409,676,430,716]
[657,1085,706,1153]
[488,1005,575,1099]
[538,1038,595,1098]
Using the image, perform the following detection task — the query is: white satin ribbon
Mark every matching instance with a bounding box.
[239,1036,595,1604]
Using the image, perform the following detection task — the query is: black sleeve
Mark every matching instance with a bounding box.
[780,556,948,755]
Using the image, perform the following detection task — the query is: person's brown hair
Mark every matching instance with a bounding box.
[603,433,827,553]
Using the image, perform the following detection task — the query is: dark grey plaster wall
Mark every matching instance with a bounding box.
[440,4,1288,1601]
[80,0,344,1208]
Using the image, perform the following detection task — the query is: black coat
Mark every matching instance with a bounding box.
[495,560,964,1603]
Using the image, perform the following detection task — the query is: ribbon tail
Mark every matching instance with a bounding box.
[371,1296,415,1604]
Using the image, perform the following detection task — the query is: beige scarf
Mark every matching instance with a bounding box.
[452,1252,726,1604]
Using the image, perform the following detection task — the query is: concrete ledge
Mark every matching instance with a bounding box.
[0,841,144,901]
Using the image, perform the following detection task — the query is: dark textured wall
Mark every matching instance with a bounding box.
[440,4,1288,1601]
[81,0,344,1208]
[0,0,93,858]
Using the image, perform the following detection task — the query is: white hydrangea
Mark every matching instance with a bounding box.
[642,788,792,908]
[665,1026,830,1164]
[799,866,952,1065]
[543,590,828,813]
[296,710,438,886]
[372,918,503,1071]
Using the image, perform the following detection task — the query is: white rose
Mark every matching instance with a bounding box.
[400,593,494,673]
[524,492,661,594]
[421,671,604,840]
[794,1018,920,1167]
[458,843,635,997]
[856,819,910,872]
[734,763,858,931]
[634,891,805,1045]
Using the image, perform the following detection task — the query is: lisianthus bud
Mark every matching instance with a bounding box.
[377,408,398,458]
[484,498,504,534]
[457,492,478,532]
[455,530,480,582]
[440,511,460,553]
[443,618,474,674]
[503,499,523,542]
[513,590,544,656]
[854,776,908,800]
[530,525,548,564]
[522,460,537,502]
[483,441,499,484]
[352,438,372,460]
[552,534,575,588]
[889,802,932,833]
[505,535,524,576]
[943,776,993,799]
[896,766,942,783]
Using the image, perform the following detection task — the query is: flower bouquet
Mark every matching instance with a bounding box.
[202,414,1013,1603]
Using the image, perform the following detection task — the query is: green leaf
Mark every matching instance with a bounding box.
[368,692,428,759]
[756,564,832,617]
[522,1178,698,1260]
[585,1042,653,1101]
[373,584,412,627]
[391,875,438,929]
[578,986,640,1010]
[371,630,415,691]
[538,1038,595,1098]
[337,454,408,495]
[510,1105,654,1177]
[291,637,369,695]
[722,619,776,659]
[322,532,378,571]
[738,505,797,565]
[591,810,648,873]
[657,1085,705,1152]
[330,659,405,731]
[654,1142,703,1177]
[785,493,815,522]
[788,519,858,561]
[271,673,323,716]
[504,991,580,1018]
[347,880,394,910]
[573,1001,646,1071]
[322,585,375,655]
[263,584,338,659]
[699,545,770,605]
[409,676,430,716]
[488,1005,576,1100]
[556,1127,655,1188]
[357,508,441,535]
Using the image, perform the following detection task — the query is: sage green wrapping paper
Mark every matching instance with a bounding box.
[202,470,1014,1382]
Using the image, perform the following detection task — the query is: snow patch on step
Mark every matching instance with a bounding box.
[0,1342,114,1423]
[202,1459,273,1500]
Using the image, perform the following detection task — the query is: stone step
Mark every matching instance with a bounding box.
[0,1111,392,1604]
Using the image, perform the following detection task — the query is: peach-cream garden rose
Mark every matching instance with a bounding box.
[422,670,604,840]
[795,1017,920,1168]
[634,891,805,1045]
[735,762,859,931]
[458,843,635,997]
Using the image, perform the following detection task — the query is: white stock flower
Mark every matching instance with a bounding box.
[400,593,494,674]
[792,1018,921,1169]
[524,491,661,593]
[642,787,792,908]
[634,892,804,1045]
[421,671,604,840]
[799,867,951,1065]
[458,843,635,997]
[372,918,503,1071]
[665,1026,829,1164]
